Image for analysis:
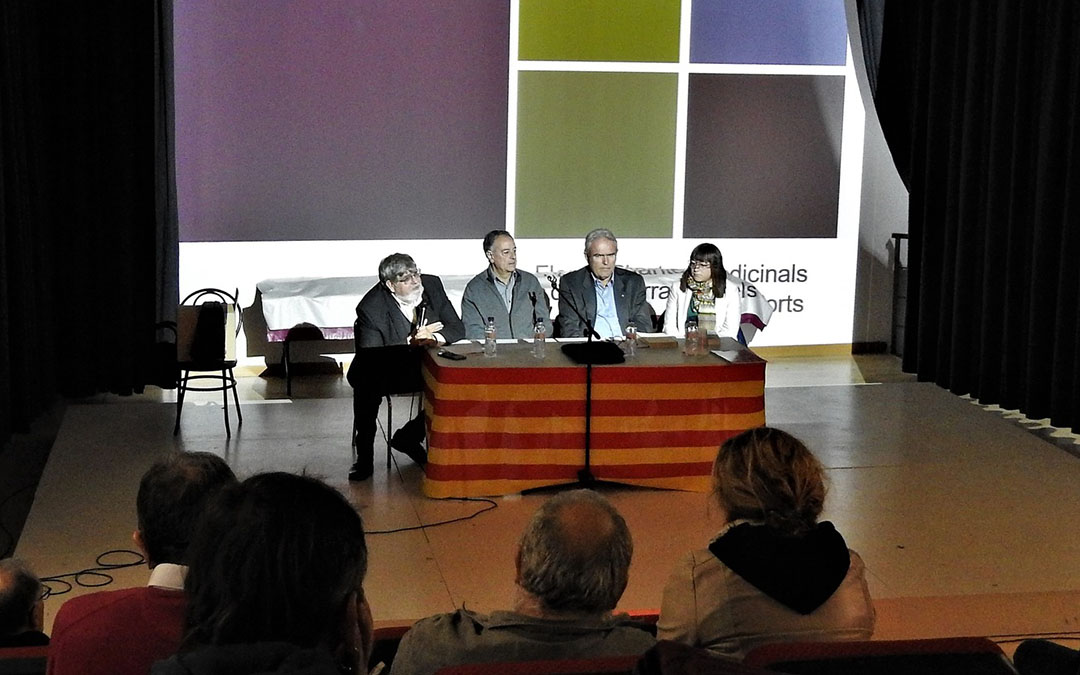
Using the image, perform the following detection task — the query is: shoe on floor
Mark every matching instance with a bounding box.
[348,461,374,481]
[390,430,427,467]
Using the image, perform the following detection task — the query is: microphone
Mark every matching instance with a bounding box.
[559,284,600,340]
[529,291,538,326]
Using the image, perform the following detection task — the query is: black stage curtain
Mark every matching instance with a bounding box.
[0,1,177,447]
[872,2,1080,431]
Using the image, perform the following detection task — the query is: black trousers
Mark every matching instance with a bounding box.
[352,390,425,468]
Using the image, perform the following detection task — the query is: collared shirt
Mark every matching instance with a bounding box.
[394,292,423,324]
[593,275,622,339]
[492,269,516,313]
[147,562,187,591]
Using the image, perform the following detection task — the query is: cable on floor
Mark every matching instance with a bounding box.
[366,496,498,535]
[40,549,146,599]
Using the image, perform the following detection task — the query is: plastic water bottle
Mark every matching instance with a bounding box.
[624,321,637,357]
[533,320,547,359]
[484,316,497,357]
[685,319,700,356]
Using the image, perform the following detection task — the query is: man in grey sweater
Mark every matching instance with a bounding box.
[461,230,553,340]
[391,490,655,674]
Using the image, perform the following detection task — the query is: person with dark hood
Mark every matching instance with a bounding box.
[657,426,874,659]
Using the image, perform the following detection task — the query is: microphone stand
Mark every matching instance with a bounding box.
[542,287,624,490]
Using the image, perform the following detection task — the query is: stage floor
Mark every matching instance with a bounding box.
[11,353,1080,653]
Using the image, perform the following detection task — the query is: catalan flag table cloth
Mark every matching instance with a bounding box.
[422,338,766,497]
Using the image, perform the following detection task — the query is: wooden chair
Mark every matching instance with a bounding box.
[744,637,1018,675]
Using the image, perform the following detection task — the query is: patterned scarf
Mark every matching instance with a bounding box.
[687,278,716,333]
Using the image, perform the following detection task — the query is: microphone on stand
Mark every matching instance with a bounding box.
[559,288,622,365]
[529,291,538,326]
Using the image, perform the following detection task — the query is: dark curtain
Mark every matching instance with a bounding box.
[873,2,1080,430]
[0,1,178,447]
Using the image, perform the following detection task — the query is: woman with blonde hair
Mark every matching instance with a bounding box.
[657,426,874,659]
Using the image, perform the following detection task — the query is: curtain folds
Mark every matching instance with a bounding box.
[1,2,178,447]
[874,2,1080,430]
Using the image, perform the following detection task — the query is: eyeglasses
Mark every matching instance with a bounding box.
[689,260,711,269]
[395,269,421,282]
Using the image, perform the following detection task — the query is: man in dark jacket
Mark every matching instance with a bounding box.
[557,228,653,339]
[346,253,464,481]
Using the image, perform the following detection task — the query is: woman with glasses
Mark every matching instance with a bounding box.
[663,243,742,339]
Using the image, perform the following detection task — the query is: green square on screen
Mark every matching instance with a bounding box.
[519,0,680,63]
[515,71,677,239]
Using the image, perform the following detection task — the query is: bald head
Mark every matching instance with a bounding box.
[0,559,43,636]
[516,490,632,614]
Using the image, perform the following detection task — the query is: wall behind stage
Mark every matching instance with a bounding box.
[175,0,864,353]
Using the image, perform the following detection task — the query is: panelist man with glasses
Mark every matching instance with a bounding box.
[346,253,464,481]
[556,228,653,339]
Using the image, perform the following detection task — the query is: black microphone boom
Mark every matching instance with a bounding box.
[559,286,623,366]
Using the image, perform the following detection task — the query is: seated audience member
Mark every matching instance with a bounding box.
[664,243,742,340]
[1013,639,1080,675]
[657,427,874,659]
[557,228,653,339]
[461,230,553,340]
[392,489,655,675]
[153,472,373,675]
[48,452,237,675]
[346,253,465,481]
[0,558,48,648]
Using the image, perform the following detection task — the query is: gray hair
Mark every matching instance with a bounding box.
[0,558,42,636]
[583,228,618,255]
[378,253,417,283]
[517,489,632,614]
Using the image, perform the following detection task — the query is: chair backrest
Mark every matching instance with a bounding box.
[0,645,48,675]
[177,288,240,363]
[744,637,1018,675]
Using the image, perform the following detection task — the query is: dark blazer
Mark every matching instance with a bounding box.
[354,274,465,348]
[347,274,464,391]
[556,266,653,338]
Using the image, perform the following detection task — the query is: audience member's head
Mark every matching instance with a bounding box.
[0,558,44,637]
[134,452,237,568]
[181,472,372,670]
[515,489,633,616]
[712,426,826,534]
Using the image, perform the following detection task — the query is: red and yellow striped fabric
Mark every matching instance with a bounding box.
[422,342,766,497]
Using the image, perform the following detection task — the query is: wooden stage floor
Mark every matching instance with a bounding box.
[10,353,1080,655]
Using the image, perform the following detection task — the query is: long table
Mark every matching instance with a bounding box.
[421,338,766,497]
